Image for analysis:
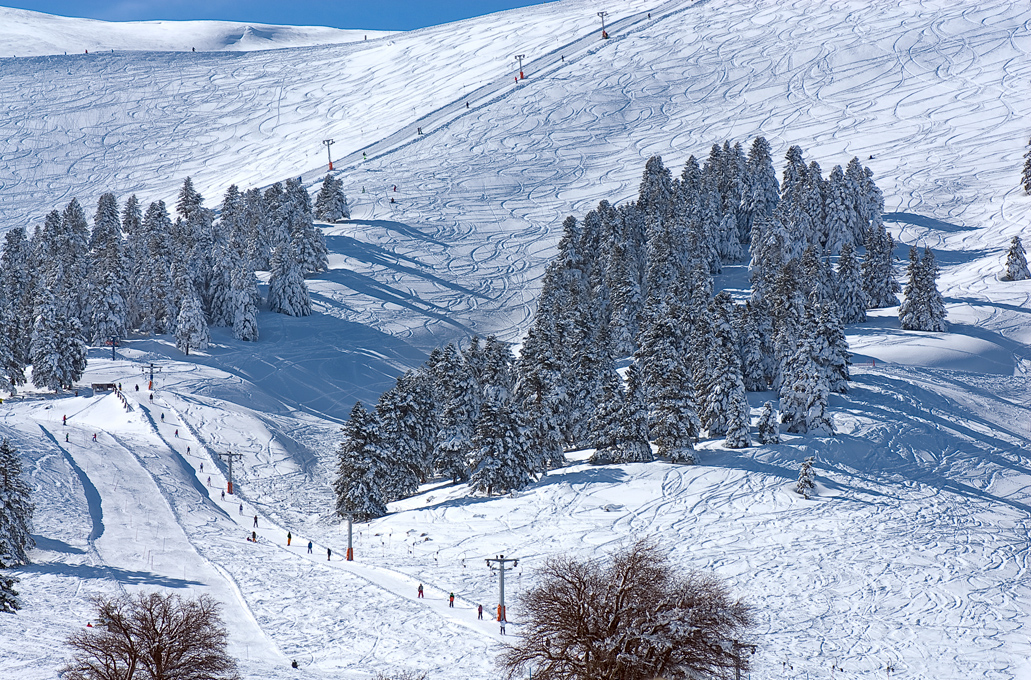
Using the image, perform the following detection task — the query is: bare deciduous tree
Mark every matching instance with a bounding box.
[500,540,753,680]
[63,592,240,680]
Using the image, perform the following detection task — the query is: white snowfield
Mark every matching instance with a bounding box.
[0,6,392,57]
[1,0,1031,678]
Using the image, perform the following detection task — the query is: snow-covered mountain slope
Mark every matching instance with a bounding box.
[2,0,1031,678]
[0,6,391,57]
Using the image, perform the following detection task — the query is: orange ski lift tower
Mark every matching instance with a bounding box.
[323,139,335,171]
[515,54,526,80]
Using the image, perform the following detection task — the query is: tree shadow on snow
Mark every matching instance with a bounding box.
[31,535,86,555]
[322,234,492,301]
[344,219,447,247]
[17,561,205,589]
[883,212,978,233]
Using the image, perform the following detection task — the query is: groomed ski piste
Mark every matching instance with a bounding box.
[1,0,1031,677]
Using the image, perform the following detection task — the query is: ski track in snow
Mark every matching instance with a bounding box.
[2,0,1031,677]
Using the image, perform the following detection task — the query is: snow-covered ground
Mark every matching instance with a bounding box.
[0,6,393,57]
[1,0,1031,677]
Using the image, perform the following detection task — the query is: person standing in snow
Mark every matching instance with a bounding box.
[174,429,178,437]
[449,593,455,608]
[199,462,203,471]
[65,433,69,443]
[307,541,313,554]
[239,503,243,515]
[327,547,332,561]
[221,490,225,501]
[251,531,257,542]
[287,532,292,546]
[477,604,483,619]
[417,584,424,598]
[92,433,97,442]
[500,619,506,635]
[253,515,258,528]
[63,415,66,425]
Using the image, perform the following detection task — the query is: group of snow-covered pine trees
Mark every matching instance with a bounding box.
[0,438,33,612]
[335,138,946,521]
[0,174,349,394]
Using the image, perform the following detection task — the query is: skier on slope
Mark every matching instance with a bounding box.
[449,593,455,608]
[307,541,313,554]
[287,532,292,546]
[254,515,258,528]
[477,604,483,619]
[327,547,332,560]
[417,584,424,598]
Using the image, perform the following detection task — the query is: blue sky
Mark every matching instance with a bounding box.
[7,1,558,30]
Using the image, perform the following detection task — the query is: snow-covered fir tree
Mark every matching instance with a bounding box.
[0,559,18,613]
[516,308,569,469]
[376,370,436,497]
[779,304,834,435]
[756,401,780,444]
[813,299,851,393]
[824,165,855,254]
[267,244,312,317]
[231,265,260,342]
[470,393,534,496]
[175,177,216,316]
[31,289,87,392]
[1023,138,1031,195]
[284,179,329,276]
[741,136,780,246]
[136,200,176,333]
[592,363,652,464]
[722,391,751,449]
[844,158,871,242]
[737,300,774,392]
[638,304,700,464]
[0,438,34,566]
[699,292,748,438]
[862,220,900,309]
[1003,235,1030,281]
[835,242,867,324]
[588,360,624,453]
[87,193,129,345]
[58,198,91,326]
[433,343,478,482]
[314,174,350,222]
[795,456,817,499]
[242,188,272,270]
[334,402,388,522]
[899,246,948,332]
[0,229,31,393]
[174,284,210,355]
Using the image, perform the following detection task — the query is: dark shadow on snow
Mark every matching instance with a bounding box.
[323,234,491,301]
[344,219,447,246]
[31,535,86,555]
[18,561,204,588]
[883,212,977,233]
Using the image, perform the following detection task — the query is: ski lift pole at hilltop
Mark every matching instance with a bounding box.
[322,139,335,171]
[486,554,518,621]
[598,11,609,39]
[514,54,526,80]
